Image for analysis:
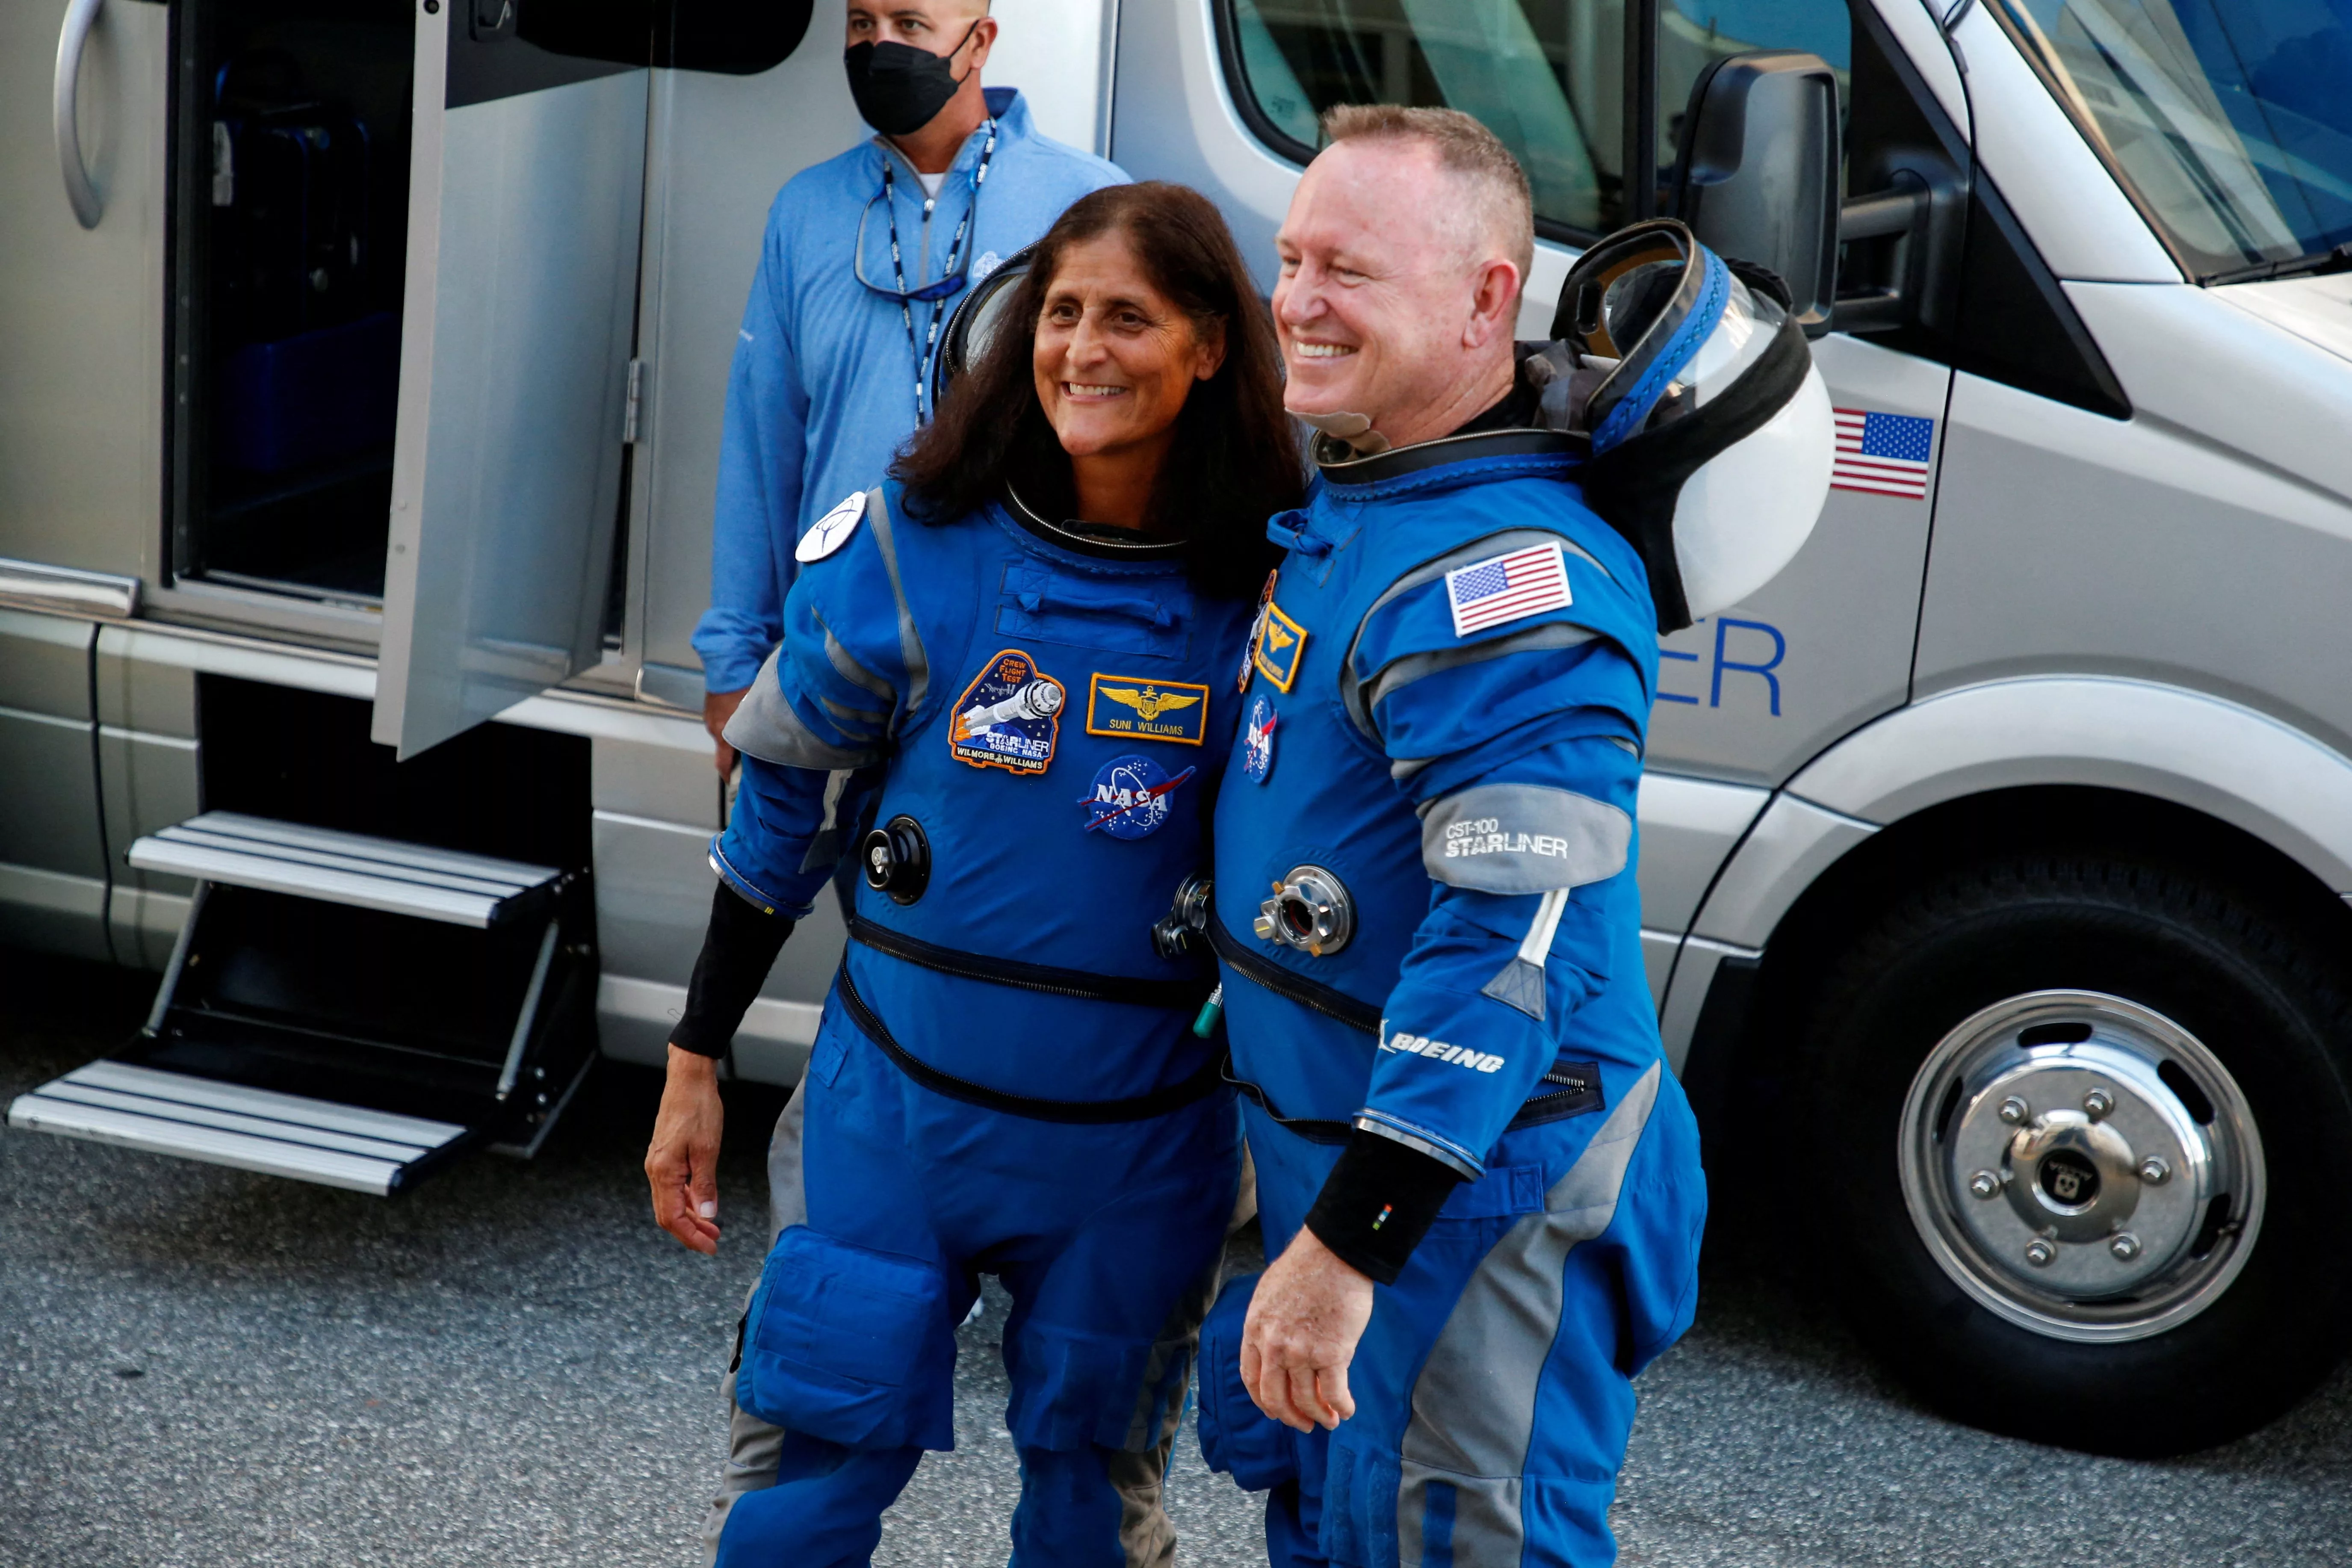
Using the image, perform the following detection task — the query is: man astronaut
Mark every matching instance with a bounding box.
[1191,105,1831,1565]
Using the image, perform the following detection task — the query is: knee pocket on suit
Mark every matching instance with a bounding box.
[736,1225,957,1450]
[1006,1321,1196,1454]
[1192,1273,1300,1493]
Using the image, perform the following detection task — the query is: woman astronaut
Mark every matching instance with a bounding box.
[643,182,1303,1566]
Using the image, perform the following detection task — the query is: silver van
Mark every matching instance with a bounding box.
[6,0,2348,1454]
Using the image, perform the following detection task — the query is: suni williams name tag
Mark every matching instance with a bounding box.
[1086,674,1209,745]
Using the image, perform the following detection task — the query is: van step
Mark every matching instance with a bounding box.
[6,1060,471,1196]
[127,812,560,928]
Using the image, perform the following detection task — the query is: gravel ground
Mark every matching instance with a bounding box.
[5,945,2351,1567]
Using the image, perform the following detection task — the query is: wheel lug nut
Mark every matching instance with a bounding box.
[1968,1169,2001,1199]
[2024,1238,2056,1267]
[2110,1233,2142,1261]
[2083,1088,2115,1119]
[1998,1096,2030,1125]
[2137,1156,2169,1185]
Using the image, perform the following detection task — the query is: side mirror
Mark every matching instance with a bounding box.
[1669,51,1841,337]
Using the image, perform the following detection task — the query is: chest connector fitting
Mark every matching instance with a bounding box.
[1256,865,1355,957]
[1152,873,1214,962]
[861,814,931,905]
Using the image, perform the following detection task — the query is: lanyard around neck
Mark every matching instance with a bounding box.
[874,118,996,423]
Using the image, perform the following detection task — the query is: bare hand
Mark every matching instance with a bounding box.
[1241,1227,1375,1432]
[705,688,750,778]
[645,1045,726,1253]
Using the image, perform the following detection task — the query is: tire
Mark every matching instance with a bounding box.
[1801,854,2352,1456]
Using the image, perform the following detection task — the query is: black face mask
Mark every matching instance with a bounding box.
[844,21,979,138]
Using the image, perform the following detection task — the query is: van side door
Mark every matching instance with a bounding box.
[371,8,654,758]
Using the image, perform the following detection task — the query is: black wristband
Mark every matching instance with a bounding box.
[671,882,795,1057]
[1303,1128,1467,1285]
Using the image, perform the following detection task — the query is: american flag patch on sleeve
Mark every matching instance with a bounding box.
[1445,541,1573,638]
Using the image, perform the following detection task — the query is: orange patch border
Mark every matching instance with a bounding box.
[946,648,1064,776]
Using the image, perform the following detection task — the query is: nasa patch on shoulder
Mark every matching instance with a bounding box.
[795,491,867,563]
[1078,754,1197,840]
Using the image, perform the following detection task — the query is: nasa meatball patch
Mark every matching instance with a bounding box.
[1251,601,1308,692]
[1078,754,1196,840]
[1241,697,1276,784]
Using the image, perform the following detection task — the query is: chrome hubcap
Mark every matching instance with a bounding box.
[1898,991,2265,1342]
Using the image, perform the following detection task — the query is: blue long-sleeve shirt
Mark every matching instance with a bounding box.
[693,88,1126,694]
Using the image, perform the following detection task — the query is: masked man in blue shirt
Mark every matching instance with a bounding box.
[693,0,1124,771]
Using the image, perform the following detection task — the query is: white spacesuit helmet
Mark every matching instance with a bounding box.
[1545,218,1833,632]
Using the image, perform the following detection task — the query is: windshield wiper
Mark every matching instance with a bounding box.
[2204,242,2352,286]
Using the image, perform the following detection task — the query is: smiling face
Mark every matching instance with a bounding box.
[1032,230,1226,464]
[1273,138,1522,448]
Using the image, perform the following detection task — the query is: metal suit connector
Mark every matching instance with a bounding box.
[1254,865,1355,957]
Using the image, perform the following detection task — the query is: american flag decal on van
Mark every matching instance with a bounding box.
[1832,408,1936,499]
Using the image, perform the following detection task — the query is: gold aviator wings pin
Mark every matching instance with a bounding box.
[1101,686,1202,724]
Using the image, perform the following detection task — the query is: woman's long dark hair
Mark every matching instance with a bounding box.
[893,182,1301,600]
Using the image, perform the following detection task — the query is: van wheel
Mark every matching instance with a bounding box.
[1801,855,2352,1455]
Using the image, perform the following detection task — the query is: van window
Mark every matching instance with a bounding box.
[1656,0,1852,176]
[1225,0,1633,235]
[1993,0,2352,279]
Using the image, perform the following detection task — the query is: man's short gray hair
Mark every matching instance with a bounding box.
[1320,104,1534,281]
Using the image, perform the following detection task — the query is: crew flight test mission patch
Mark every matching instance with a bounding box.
[948,650,1064,775]
[1238,568,1277,694]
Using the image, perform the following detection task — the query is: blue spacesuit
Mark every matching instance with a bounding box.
[700,481,1257,1566]
[693,88,1125,695]
[1198,427,1709,1566]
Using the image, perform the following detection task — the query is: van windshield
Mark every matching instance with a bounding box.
[1993,0,2352,281]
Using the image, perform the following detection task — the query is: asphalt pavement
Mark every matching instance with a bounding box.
[5,945,2351,1567]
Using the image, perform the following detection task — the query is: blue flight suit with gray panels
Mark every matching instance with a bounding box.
[1195,427,1708,1566]
[701,481,1255,1567]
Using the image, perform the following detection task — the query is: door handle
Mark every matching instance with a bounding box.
[54,0,105,230]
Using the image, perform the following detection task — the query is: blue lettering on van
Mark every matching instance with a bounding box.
[1657,617,1788,716]
[1711,618,1785,715]
[1658,648,1699,705]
